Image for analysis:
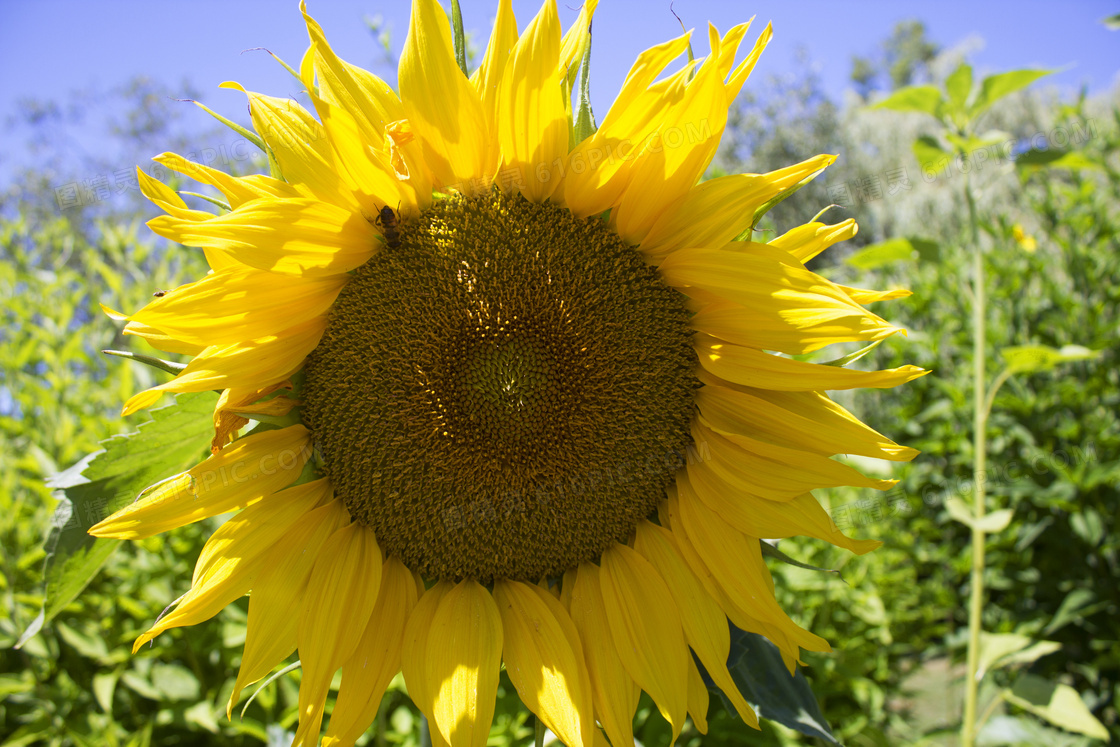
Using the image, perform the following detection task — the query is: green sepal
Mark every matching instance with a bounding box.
[178,98,266,153]
[749,161,832,232]
[179,191,231,213]
[102,349,187,376]
[760,540,841,576]
[450,0,469,77]
[571,22,598,148]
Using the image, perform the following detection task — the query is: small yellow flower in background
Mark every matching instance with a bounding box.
[1012,223,1038,252]
[92,1,924,745]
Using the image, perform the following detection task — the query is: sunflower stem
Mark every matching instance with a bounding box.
[961,169,986,747]
[534,714,546,747]
[450,0,468,77]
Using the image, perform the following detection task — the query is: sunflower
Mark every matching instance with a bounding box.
[91,1,924,745]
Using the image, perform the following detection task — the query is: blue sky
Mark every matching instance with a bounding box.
[1,1,1117,187]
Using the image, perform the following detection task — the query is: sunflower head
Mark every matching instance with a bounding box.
[91,2,924,745]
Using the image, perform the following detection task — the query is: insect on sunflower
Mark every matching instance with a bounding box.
[93,1,925,745]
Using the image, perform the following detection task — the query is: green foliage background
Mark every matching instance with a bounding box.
[2,17,1117,747]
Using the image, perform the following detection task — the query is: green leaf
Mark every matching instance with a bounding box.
[971,69,1051,117]
[914,135,951,176]
[977,633,1061,679]
[1005,674,1109,739]
[55,620,111,662]
[151,662,201,701]
[124,723,154,747]
[16,392,218,648]
[871,85,943,117]
[1001,344,1100,374]
[1105,12,1120,29]
[716,625,840,744]
[845,237,938,270]
[1015,148,1101,171]
[945,62,973,116]
[92,670,121,712]
[978,714,1091,747]
[945,497,1013,533]
[997,640,1062,670]
[977,633,1033,678]
[1043,589,1098,635]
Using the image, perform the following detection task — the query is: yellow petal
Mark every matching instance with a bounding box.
[563,33,692,218]
[634,520,761,728]
[599,544,689,742]
[137,167,212,221]
[839,284,913,304]
[294,522,383,747]
[131,478,330,652]
[303,74,408,217]
[494,579,593,747]
[153,152,301,208]
[121,317,325,415]
[398,0,491,190]
[567,563,639,747]
[128,265,347,346]
[211,382,297,453]
[323,557,420,747]
[301,3,404,150]
[680,470,880,556]
[147,197,378,278]
[89,426,311,539]
[639,156,836,260]
[228,498,350,717]
[660,246,901,354]
[694,379,918,461]
[470,0,517,175]
[690,416,896,499]
[675,489,830,656]
[612,52,728,244]
[770,219,857,264]
[402,581,452,719]
[558,0,597,78]
[686,655,710,734]
[695,332,928,391]
[117,317,206,356]
[661,493,800,657]
[220,81,362,212]
[725,21,772,101]
[497,0,568,203]
[424,581,503,747]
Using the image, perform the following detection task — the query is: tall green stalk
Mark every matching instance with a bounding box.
[961,173,986,747]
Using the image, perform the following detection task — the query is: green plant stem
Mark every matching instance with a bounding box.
[982,367,1013,422]
[961,172,986,747]
[534,715,546,747]
[976,689,1007,732]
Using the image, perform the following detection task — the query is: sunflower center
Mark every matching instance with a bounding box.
[302,188,697,583]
